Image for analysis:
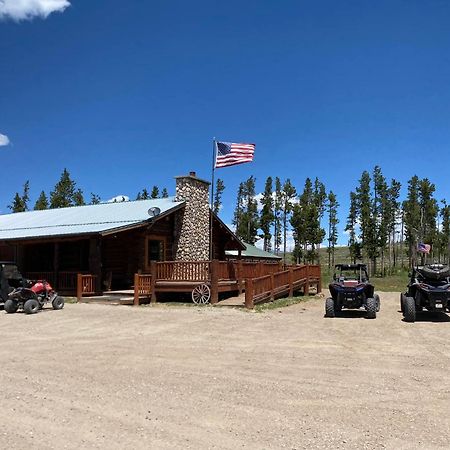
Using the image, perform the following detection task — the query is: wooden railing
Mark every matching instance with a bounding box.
[58,272,80,291]
[245,265,321,309]
[23,272,56,285]
[151,260,282,283]
[156,261,209,281]
[217,261,235,280]
[238,261,281,279]
[76,274,98,301]
[24,271,83,292]
[133,274,154,306]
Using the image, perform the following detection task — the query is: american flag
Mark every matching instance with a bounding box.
[418,243,431,254]
[215,141,255,168]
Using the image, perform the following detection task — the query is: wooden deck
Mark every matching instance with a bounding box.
[76,260,321,309]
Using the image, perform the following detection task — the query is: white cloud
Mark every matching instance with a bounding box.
[254,192,298,212]
[0,133,10,146]
[0,0,70,21]
[108,195,129,203]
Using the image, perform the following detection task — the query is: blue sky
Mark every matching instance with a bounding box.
[1,0,449,246]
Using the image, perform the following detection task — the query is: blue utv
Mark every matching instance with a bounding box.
[325,264,379,319]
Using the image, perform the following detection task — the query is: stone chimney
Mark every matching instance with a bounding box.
[173,172,210,261]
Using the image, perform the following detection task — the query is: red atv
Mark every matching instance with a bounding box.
[4,279,65,315]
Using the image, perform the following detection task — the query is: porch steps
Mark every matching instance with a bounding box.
[78,294,135,305]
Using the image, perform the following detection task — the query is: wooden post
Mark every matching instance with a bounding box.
[304,265,310,296]
[270,273,275,300]
[245,278,254,309]
[53,242,59,290]
[210,259,219,305]
[133,273,140,306]
[288,267,294,297]
[237,260,243,294]
[317,266,322,294]
[150,261,157,304]
[258,261,263,277]
[89,238,102,294]
[76,273,82,302]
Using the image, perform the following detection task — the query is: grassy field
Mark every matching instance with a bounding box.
[283,245,410,292]
[320,267,409,292]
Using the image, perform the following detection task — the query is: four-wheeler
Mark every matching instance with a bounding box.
[325,264,380,319]
[401,264,450,323]
[4,279,65,315]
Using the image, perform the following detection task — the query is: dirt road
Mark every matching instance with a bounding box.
[2,293,450,449]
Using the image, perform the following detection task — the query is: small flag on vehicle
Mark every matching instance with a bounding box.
[417,243,431,253]
[215,141,255,168]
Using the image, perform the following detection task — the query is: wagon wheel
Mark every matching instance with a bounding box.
[192,284,211,305]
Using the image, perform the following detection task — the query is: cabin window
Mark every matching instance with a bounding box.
[147,238,165,263]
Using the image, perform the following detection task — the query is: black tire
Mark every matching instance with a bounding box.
[403,296,416,323]
[366,297,377,319]
[325,297,335,318]
[23,299,39,315]
[374,293,381,312]
[52,296,65,310]
[400,293,406,313]
[4,299,18,314]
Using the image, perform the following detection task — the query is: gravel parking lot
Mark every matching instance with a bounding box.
[1,293,450,449]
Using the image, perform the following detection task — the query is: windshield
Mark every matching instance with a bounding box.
[335,268,367,282]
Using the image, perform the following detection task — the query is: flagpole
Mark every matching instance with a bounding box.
[210,138,216,260]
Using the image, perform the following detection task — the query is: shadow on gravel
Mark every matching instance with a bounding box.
[2,307,61,316]
[402,312,450,323]
[326,310,368,319]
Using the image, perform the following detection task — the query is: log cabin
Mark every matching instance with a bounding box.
[0,172,252,294]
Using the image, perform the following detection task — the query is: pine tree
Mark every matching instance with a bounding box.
[345,191,362,264]
[311,178,326,262]
[373,166,389,276]
[387,179,401,271]
[237,175,259,245]
[141,189,150,200]
[403,175,421,267]
[151,186,159,199]
[161,188,169,198]
[213,178,225,215]
[290,202,304,264]
[73,189,85,206]
[259,177,274,251]
[50,169,77,208]
[418,178,438,252]
[281,179,296,263]
[327,191,339,269]
[234,176,259,244]
[356,171,378,275]
[291,179,312,263]
[273,177,283,254]
[90,193,101,205]
[291,178,325,264]
[9,181,30,213]
[34,191,49,210]
[439,200,450,264]
[232,183,244,234]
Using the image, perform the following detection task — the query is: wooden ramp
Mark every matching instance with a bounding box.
[215,293,246,307]
[78,291,135,305]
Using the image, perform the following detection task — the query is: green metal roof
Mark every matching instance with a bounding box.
[0,197,184,241]
[225,242,282,260]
